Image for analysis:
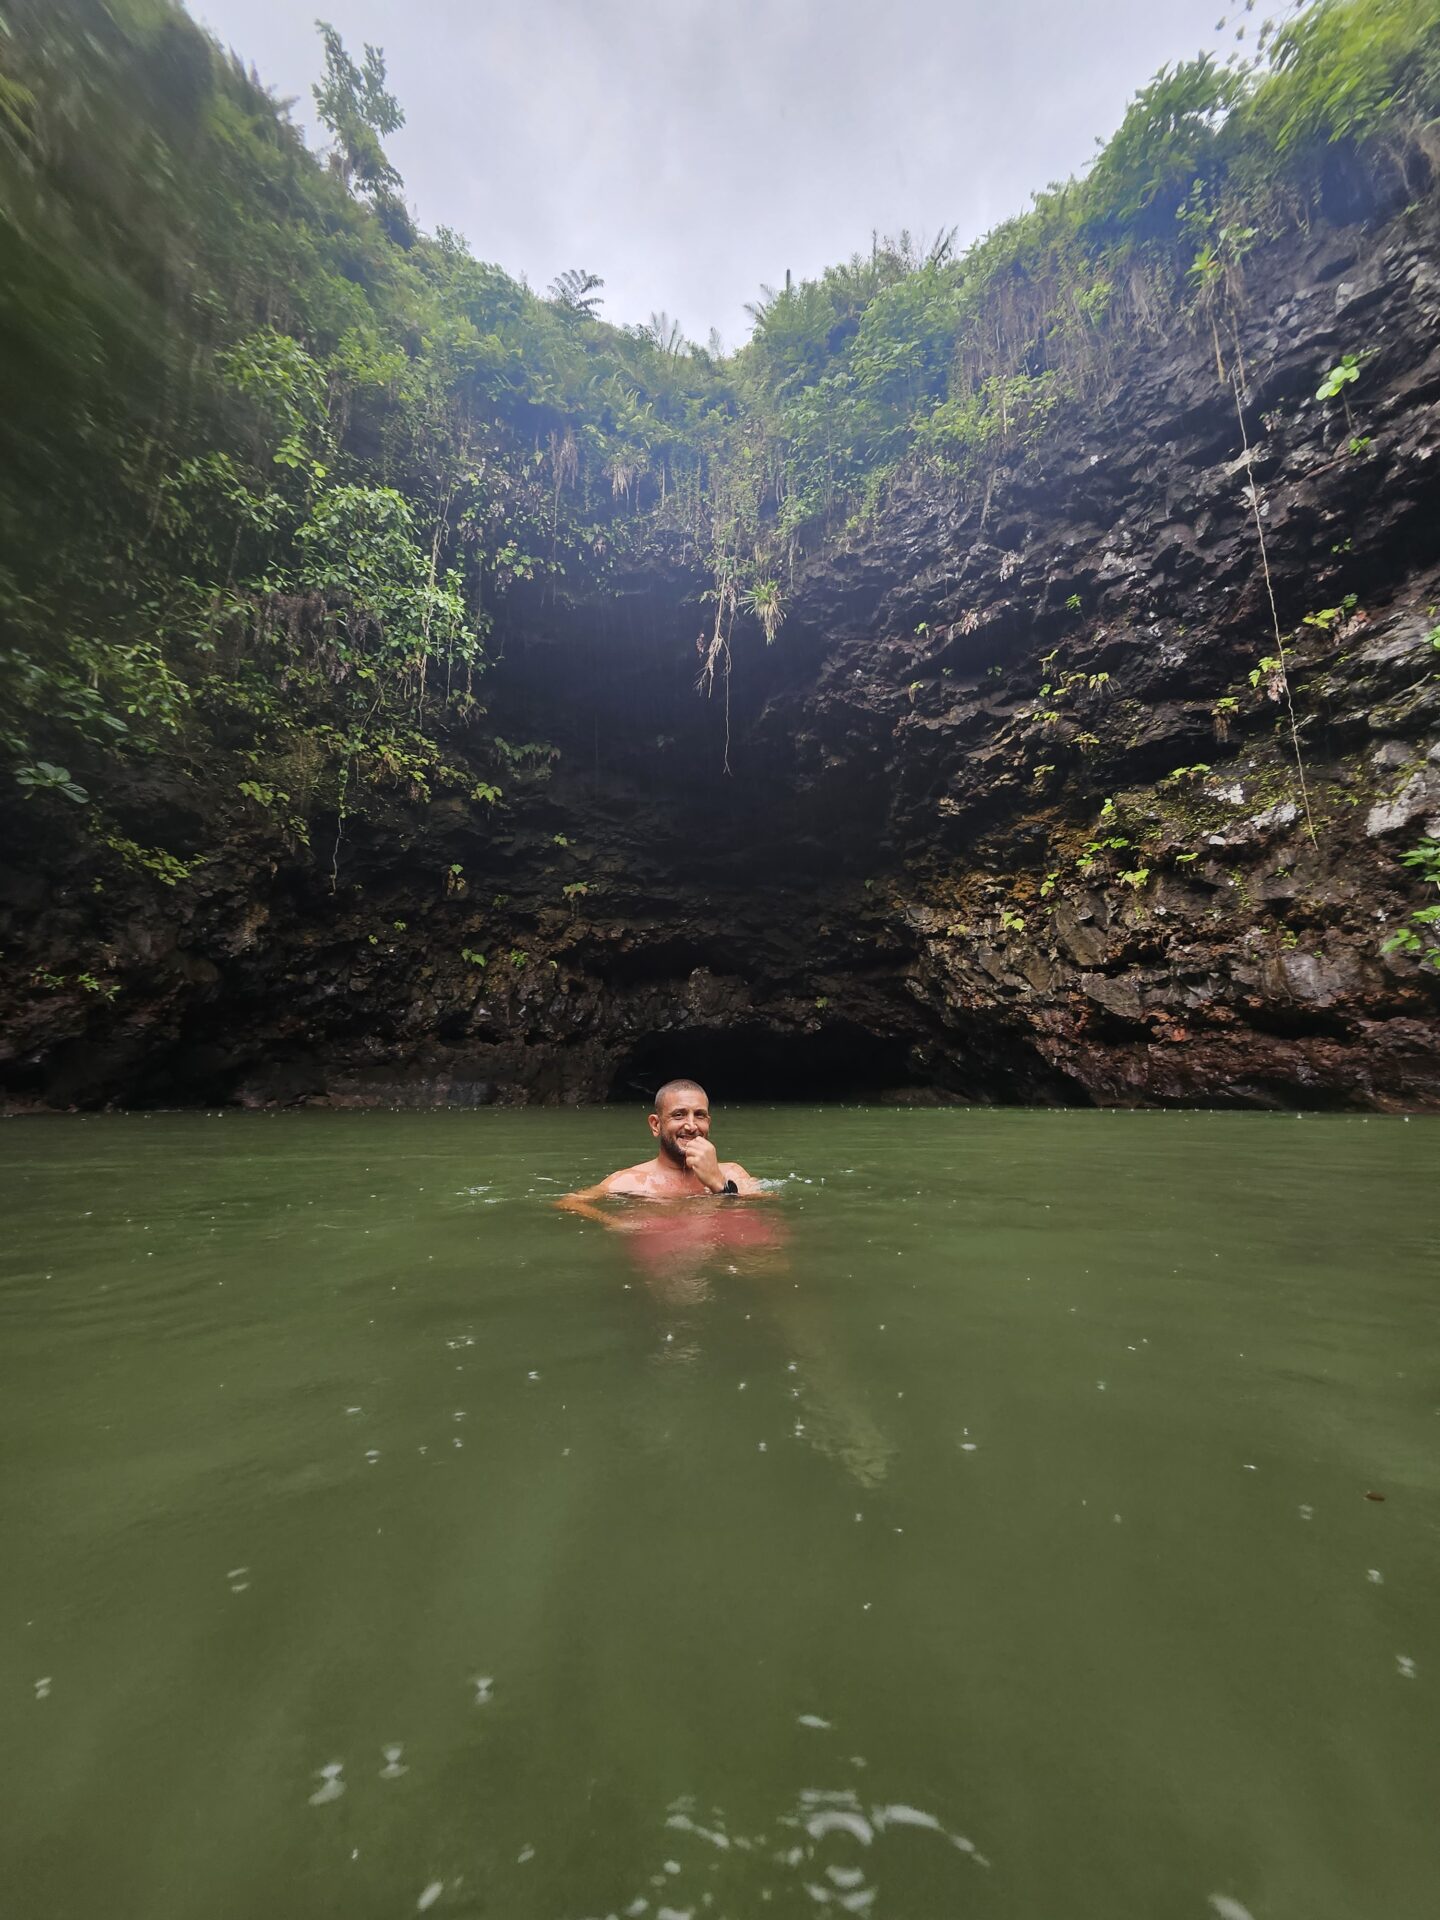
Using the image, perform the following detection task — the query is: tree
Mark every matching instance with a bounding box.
[312,20,404,200]
[644,311,688,360]
[548,268,605,316]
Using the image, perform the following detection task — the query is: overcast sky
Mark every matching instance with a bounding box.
[192,0,1241,346]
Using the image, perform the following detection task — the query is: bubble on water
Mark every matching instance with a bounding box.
[872,1804,940,1834]
[309,1761,345,1806]
[1209,1898,1256,1920]
[380,1744,408,1780]
[416,1882,444,1912]
[1396,1654,1417,1679]
[805,1807,872,1846]
[1096,1381,1107,1391]
[739,1382,747,1391]
[345,1406,362,1415]
[227,1567,248,1580]
[365,1450,380,1464]
[1298,1505,1314,1520]
[517,1845,535,1864]
[960,1443,977,1453]
[453,1410,466,1421]
[797,1714,832,1731]
[758,1442,767,1452]
[34,1677,51,1700]
[667,1812,731,1849]
[472,1675,494,1705]
[1367,1568,1384,1584]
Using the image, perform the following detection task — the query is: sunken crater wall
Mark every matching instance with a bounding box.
[4,198,1440,1111]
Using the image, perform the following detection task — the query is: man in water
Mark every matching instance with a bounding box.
[556,1079,766,1212]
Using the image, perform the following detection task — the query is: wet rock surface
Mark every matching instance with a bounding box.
[4,203,1439,1111]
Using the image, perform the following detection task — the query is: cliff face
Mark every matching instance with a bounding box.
[4,198,1440,1112]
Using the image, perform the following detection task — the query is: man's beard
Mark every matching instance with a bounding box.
[659,1133,690,1167]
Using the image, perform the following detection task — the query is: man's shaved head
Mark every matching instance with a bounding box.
[652,1078,708,1115]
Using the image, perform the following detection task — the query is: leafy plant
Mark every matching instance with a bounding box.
[1382,839,1440,969]
[103,836,200,887]
[1316,355,1362,403]
[742,579,785,644]
[16,762,88,804]
[238,779,289,809]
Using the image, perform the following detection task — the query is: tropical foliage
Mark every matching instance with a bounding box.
[2,0,1438,866]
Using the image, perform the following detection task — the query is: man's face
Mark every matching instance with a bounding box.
[648,1088,711,1166]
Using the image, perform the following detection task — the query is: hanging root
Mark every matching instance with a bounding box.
[1213,312,1319,850]
[696,578,737,775]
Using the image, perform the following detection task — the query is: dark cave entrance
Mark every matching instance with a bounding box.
[607,1021,929,1105]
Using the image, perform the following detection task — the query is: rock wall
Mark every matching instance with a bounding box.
[4,197,1439,1110]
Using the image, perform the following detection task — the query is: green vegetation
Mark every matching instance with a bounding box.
[1383,840,1440,968]
[3,0,1440,881]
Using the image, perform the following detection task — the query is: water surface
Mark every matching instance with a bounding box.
[2,1108,1437,1920]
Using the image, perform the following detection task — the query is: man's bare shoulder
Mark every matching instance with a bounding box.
[601,1161,662,1196]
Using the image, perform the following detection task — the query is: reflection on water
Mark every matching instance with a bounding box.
[1,1108,1438,1920]
[590,1198,894,1488]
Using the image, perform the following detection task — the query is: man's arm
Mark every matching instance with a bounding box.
[721,1163,768,1196]
[682,1138,768,1196]
[553,1175,620,1221]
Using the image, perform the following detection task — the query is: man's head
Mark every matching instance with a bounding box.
[648,1079,711,1165]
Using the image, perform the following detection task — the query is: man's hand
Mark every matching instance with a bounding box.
[681,1137,727,1192]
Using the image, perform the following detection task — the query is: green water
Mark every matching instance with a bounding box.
[2,1108,1437,1920]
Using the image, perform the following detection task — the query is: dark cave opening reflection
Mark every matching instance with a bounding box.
[607,1022,924,1105]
